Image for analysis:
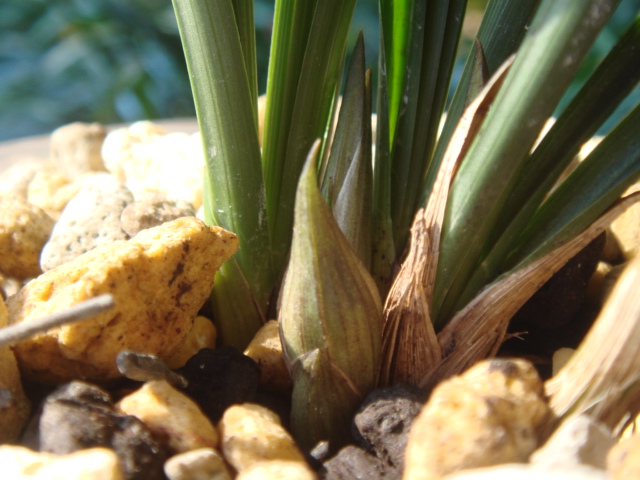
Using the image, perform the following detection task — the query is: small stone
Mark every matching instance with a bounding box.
[441,463,608,480]
[219,403,306,473]
[177,347,260,422]
[0,445,124,480]
[531,414,614,469]
[8,217,238,383]
[27,170,81,219]
[102,121,205,209]
[244,320,292,393]
[40,174,133,271]
[322,445,391,480]
[0,193,54,279]
[164,448,232,480]
[0,274,23,300]
[120,194,196,237]
[38,381,166,480]
[551,348,575,376]
[237,460,318,480]
[117,351,187,388]
[117,380,218,453]
[164,316,217,369]
[403,358,552,480]
[607,434,640,479]
[0,296,30,442]
[0,160,42,198]
[50,122,107,178]
[353,384,425,471]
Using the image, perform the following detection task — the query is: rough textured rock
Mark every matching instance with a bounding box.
[0,160,42,198]
[177,347,260,422]
[403,358,551,480]
[8,217,238,383]
[164,316,217,369]
[0,193,55,279]
[0,295,31,442]
[164,448,232,480]
[440,463,608,480]
[50,122,107,178]
[237,460,318,480]
[102,121,205,208]
[322,445,391,480]
[243,320,292,393]
[40,174,133,271]
[120,194,196,237]
[607,434,640,479]
[27,170,80,219]
[38,381,166,480]
[219,403,306,474]
[117,380,218,454]
[531,414,614,469]
[0,445,124,480]
[353,384,425,472]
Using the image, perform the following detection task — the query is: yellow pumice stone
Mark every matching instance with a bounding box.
[117,380,219,453]
[7,216,237,383]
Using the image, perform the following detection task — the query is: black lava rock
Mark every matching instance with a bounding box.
[322,445,393,480]
[176,346,261,422]
[38,381,166,480]
[353,384,426,472]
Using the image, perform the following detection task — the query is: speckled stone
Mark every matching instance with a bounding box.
[403,358,552,480]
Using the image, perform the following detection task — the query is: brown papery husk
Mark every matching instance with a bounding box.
[378,55,514,387]
[420,192,640,392]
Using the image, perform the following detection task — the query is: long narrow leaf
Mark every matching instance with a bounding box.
[172,0,273,347]
[423,193,640,390]
[232,0,258,127]
[432,0,621,327]
[455,16,640,311]
[509,102,640,267]
[390,0,469,251]
[372,4,397,294]
[263,0,358,275]
[420,0,540,206]
[321,35,373,269]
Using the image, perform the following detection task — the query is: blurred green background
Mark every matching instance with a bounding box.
[0,0,638,141]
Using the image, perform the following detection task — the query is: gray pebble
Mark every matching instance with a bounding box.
[40,174,133,270]
[120,194,195,236]
[353,384,425,471]
[39,381,167,480]
[322,445,392,480]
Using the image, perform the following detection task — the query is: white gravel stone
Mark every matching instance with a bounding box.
[40,173,133,271]
[532,414,614,469]
[50,122,107,179]
[102,121,205,209]
[441,463,608,480]
[164,448,231,480]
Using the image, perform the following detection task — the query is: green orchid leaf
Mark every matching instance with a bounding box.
[262,0,358,276]
[454,14,640,312]
[421,0,540,207]
[510,103,640,268]
[433,0,621,327]
[320,33,373,269]
[389,0,469,251]
[172,0,273,348]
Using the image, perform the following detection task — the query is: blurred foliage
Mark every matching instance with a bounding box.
[0,0,637,141]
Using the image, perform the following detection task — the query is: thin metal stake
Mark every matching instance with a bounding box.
[0,294,115,348]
